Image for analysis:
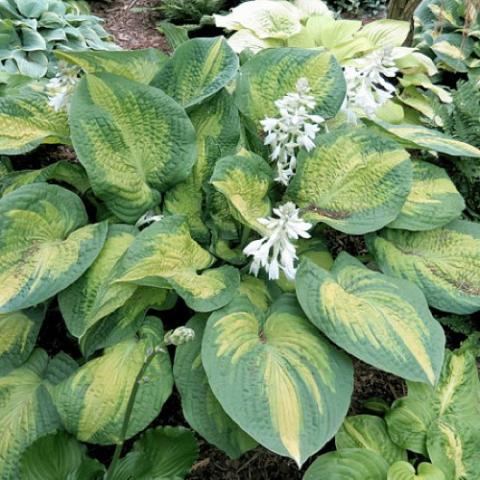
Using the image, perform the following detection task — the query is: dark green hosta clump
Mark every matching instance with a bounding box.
[0,0,117,79]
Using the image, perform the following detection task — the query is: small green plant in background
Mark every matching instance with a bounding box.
[0,0,117,79]
[157,0,230,23]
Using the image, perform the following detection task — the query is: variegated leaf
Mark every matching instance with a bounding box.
[387,461,446,480]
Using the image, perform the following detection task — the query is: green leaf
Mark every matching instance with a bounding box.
[202,294,353,466]
[235,47,345,129]
[112,427,198,480]
[152,37,239,109]
[367,121,480,158]
[53,318,173,445]
[0,91,69,155]
[174,314,257,459]
[211,150,273,233]
[335,415,407,465]
[58,224,138,339]
[387,461,446,480]
[16,0,48,18]
[388,160,465,231]
[0,349,76,480]
[296,253,445,385]
[367,220,480,314]
[70,73,196,223]
[303,448,389,480]
[0,307,44,374]
[114,215,240,312]
[20,431,105,480]
[287,127,412,234]
[56,48,168,84]
[0,183,107,313]
[385,349,480,454]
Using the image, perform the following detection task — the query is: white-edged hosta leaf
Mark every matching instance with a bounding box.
[427,416,480,480]
[53,317,173,445]
[152,37,239,109]
[335,415,407,465]
[211,150,273,234]
[114,215,240,312]
[287,127,412,234]
[367,120,480,158]
[0,183,107,313]
[0,349,76,480]
[0,307,44,374]
[111,427,198,480]
[0,91,69,155]
[56,49,168,84]
[202,294,353,466]
[20,431,105,480]
[214,1,303,39]
[367,221,480,314]
[164,89,240,242]
[58,224,137,338]
[388,160,464,231]
[387,461,446,480]
[70,73,196,223]
[303,448,389,480]
[174,315,257,459]
[79,288,177,358]
[296,253,445,385]
[385,348,480,455]
[235,48,345,129]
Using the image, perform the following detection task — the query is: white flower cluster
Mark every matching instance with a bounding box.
[261,78,325,185]
[341,47,399,123]
[45,62,81,112]
[243,202,312,281]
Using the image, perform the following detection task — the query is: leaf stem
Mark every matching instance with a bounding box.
[104,349,159,479]
[240,226,251,249]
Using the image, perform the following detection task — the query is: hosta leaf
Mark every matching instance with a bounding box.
[303,448,389,480]
[0,161,90,197]
[235,48,345,129]
[296,253,445,385]
[335,415,407,464]
[202,295,353,466]
[112,427,198,480]
[214,1,303,39]
[0,307,44,374]
[0,184,107,314]
[368,121,480,158]
[427,416,480,480]
[367,221,480,314]
[114,215,240,312]
[388,160,464,231]
[152,37,239,109]
[287,127,412,234]
[238,275,272,311]
[211,150,273,233]
[20,432,105,480]
[0,91,69,154]
[53,318,173,445]
[79,288,176,358]
[387,461,446,480]
[357,19,410,48]
[164,89,240,242]
[56,49,168,84]
[0,349,76,480]
[174,315,257,459]
[70,73,196,222]
[386,349,480,454]
[58,224,138,338]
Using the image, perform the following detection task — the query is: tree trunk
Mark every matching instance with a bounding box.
[387,0,422,21]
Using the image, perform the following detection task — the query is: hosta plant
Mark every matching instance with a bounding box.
[0,0,117,80]
[0,29,479,478]
[304,342,480,479]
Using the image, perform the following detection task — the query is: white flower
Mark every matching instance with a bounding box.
[261,77,325,185]
[45,62,81,112]
[135,211,164,228]
[243,202,312,280]
[341,47,399,123]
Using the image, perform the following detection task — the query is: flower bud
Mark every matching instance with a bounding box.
[164,326,195,346]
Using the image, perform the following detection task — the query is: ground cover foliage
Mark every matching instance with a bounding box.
[0,0,479,479]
